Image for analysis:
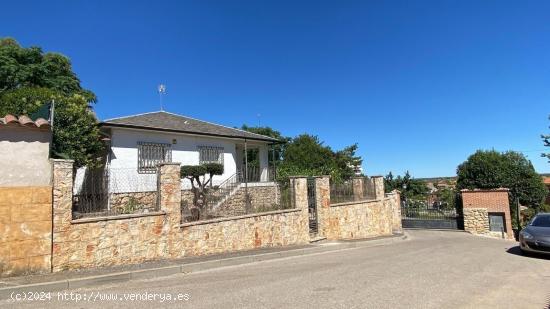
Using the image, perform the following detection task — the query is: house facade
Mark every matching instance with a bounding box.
[79,111,280,192]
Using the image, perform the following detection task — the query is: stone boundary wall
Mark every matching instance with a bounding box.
[326,199,393,240]
[3,160,397,276]
[0,186,52,277]
[314,176,401,240]
[109,191,158,214]
[50,161,310,272]
[175,208,309,256]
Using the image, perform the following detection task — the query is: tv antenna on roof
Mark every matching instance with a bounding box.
[158,84,166,111]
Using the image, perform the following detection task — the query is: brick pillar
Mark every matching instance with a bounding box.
[158,163,181,225]
[51,159,74,272]
[372,176,385,200]
[290,177,310,240]
[315,176,330,238]
[352,177,364,201]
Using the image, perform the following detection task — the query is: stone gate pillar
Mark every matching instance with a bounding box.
[372,176,385,200]
[386,190,402,234]
[51,159,74,272]
[290,177,310,240]
[158,163,181,226]
[352,177,364,201]
[315,176,330,238]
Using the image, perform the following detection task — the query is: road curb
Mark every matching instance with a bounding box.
[0,232,407,299]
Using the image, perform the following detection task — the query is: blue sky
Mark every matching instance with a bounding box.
[2,0,549,177]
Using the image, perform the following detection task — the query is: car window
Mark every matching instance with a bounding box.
[531,215,550,227]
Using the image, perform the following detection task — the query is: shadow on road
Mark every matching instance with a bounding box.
[506,246,550,260]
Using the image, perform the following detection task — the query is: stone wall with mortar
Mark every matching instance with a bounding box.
[326,199,393,240]
[213,184,281,217]
[463,208,489,235]
[0,186,52,277]
[51,161,178,271]
[385,191,402,234]
[109,191,158,214]
[51,161,309,272]
[314,176,400,240]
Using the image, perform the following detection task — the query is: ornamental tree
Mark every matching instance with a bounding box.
[181,163,224,220]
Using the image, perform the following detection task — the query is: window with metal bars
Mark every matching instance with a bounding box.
[137,142,172,173]
[198,146,224,164]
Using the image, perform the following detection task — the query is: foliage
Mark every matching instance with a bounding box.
[181,165,207,178]
[240,126,363,183]
[121,197,141,215]
[435,187,456,210]
[280,134,361,183]
[384,171,430,200]
[203,162,224,176]
[543,115,550,163]
[522,204,550,225]
[0,38,103,168]
[241,125,289,165]
[456,150,548,227]
[0,87,104,168]
[0,38,95,101]
[180,163,225,220]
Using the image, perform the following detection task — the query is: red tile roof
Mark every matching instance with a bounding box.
[0,114,51,129]
[543,176,550,185]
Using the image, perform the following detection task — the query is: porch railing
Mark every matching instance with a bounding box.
[238,166,275,183]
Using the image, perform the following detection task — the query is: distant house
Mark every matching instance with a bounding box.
[78,111,281,192]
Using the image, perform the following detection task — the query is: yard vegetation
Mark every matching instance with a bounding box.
[0,37,103,168]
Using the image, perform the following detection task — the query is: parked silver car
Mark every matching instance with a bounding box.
[519,213,550,255]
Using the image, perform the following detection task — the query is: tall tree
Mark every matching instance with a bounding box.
[456,150,548,225]
[278,134,360,182]
[0,38,103,168]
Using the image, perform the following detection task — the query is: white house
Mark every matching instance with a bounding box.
[89,111,280,192]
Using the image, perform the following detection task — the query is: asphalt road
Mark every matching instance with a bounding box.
[2,230,549,309]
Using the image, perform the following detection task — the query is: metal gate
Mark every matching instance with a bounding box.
[307,178,318,234]
[401,199,463,230]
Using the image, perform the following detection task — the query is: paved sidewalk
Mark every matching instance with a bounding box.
[0,233,407,297]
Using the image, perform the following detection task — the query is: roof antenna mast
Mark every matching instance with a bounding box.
[158,84,166,111]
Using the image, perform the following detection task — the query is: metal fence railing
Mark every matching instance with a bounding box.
[330,177,377,205]
[330,180,355,204]
[73,167,160,219]
[180,177,294,223]
[362,177,377,200]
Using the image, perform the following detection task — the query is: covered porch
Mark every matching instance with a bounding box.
[235,142,276,183]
